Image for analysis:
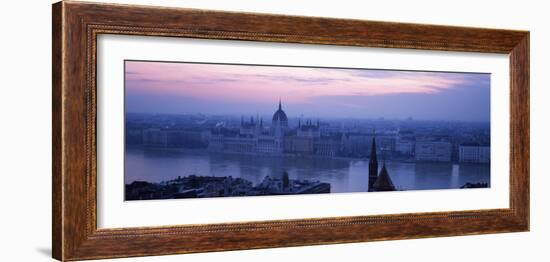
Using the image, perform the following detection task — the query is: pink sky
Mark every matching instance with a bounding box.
[124,60,490,121]
[126,61,480,103]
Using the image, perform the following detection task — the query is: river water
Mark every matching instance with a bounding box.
[125,147,490,192]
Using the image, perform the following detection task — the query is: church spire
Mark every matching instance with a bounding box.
[368,134,379,192]
[370,136,377,163]
[371,128,377,163]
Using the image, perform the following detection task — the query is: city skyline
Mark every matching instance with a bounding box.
[125,61,491,122]
[124,60,491,200]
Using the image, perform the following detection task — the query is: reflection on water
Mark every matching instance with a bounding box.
[125,147,490,193]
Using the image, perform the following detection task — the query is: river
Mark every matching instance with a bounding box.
[125,147,490,192]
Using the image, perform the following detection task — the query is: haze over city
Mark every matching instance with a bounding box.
[124,60,491,200]
[125,61,490,122]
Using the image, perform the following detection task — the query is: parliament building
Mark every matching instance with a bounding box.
[208,100,341,157]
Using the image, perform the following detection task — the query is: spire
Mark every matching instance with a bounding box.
[370,136,377,163]
[368,135,379,192]
[278,98,282,110]
[370,135,396,192]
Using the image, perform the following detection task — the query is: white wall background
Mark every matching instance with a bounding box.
[0,0,546,261]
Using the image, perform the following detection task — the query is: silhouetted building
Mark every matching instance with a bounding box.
[371,161,396,192]
[368,136,397,192]
[368,137,378,191]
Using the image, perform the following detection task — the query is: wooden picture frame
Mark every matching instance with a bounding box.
[52,1,529,261]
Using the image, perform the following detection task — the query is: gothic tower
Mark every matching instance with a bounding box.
[368,137,378,192]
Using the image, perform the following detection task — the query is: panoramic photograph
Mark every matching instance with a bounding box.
[124,60,491,201]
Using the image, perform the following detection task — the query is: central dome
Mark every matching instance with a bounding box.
[272,100,288,122]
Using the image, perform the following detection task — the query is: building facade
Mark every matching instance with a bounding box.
[415,139,452,162]
[208,101,346,158]
[459,143,490,163]
[208,101,288,154]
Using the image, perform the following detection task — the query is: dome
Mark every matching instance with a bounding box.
[272,100,288,122]
[272,109,288,122]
